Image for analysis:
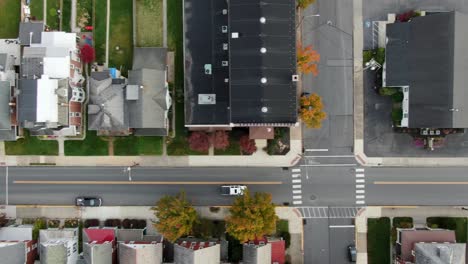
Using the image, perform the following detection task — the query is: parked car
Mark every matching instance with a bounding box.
[221,185,247,196]
[76,197,102,207]
[348,245,357,262]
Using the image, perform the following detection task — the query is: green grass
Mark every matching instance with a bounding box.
[114,136,164,155]
[46,0,60,30]
[215,133,241,155]
[367,217,391,264]
[192,219,226,239]
[136,0,163,47]
[427,217,468,243]
[109,0,133,76]
[64,130,108,156]
[275,219,291,249]
[62,0,72,32]
[30,0,44,21]
[5,131,58,155]
[93,0,107,63]
[0,0,21,38]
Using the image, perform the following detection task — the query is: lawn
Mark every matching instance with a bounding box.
[29,0,44,21]
[367,217,391,264]
[427,217,468,243]
[191,219,225,240]
[275,219,291,249]
[135,0,163,47]
[114,136,163,155]
[46,0,60,30]
[0,0,21,38]
[62,0,72,32]
[64,130,108,156]
[93,0,107,63]
[215,131,241,155]
[109,0,133,76]
[5,131,58,155]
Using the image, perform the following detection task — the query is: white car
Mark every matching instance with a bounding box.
[221,185,247,196]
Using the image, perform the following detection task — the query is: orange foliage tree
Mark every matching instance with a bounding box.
[297,43,320,76]
[299,93,326,128]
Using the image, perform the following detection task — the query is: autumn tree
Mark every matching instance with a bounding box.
[299,93,326,128]
[212,130,230,150]
[80,44,95,64]
[297,43,320,76]
[188,131,210,152]
[240,135,257,154]
[297,0,316,9]
[152,192,198,242]
[225,190,278,242]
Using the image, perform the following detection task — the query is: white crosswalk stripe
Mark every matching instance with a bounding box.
[356,179,365,183]
[356,190,365,194]
[290,168,303,205]
[355,168,366,205]
[356,184,365,188]
[293,185,301,189]
[293,190,302,194]
[292,168,301,173]
[293,195,302,200]
[292,179,301,183]
[296,207,362,218]
[292,174,301,178]
[293,200,303,205]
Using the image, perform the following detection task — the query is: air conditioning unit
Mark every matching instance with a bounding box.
[292,75,299,81]
[224,78,229,83]
[70,64,75,70]
[204,64,212,75]
[222,61,228,67]
[231,32,239,39]
[222,26,228,33]
[223,43,228,50]
[222,9,227,15]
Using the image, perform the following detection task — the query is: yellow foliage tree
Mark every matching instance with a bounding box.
[297,43,320,76]
[297,0,316,9]
[299,93,326,128]
[152,192,198,242]
[225,190,278,243]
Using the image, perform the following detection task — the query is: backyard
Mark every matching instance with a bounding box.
[0,0,21,38]
[427,217,468,243]
[46,0,60,30]
[64,131,108,156]
[5,131,58,156]
[114,136,163,155]
[135,0,163,47]
[62,0,72,32]
[367,217,391,264]
[76,0,92,31]
[109,0,133,76]
[93,0,107,63]
[29,0,44,20]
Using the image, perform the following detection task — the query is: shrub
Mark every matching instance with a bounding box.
[212,131,230,150]
[22,218,36,225]
[391,92,404,103]
[392,109,403,123]
[80,44,95,64]
[188,131,210,152]
[136,220,147,229]
[64,219,79,228]
[104,219,121,228]
[379,87,398,96]
[33,218,47,240]
[239,135,257,155]
[209,206,221,213]
[47,219,60,228]
[122,219,131,229]
[84,219,100,228]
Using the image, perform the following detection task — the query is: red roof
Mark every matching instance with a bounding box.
[270,240,285,264]
[84,229,115,243]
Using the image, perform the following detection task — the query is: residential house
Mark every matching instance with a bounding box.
[18,21,44,46]
[0,53,19,141]
[82,227,117,264]
[117,229,163,264]
[173,238,229,264]
[183,0,297,132]
[0,225,37,264]
[385,11,468,128]
[243,237,285,264]
[395,227,466,264]
[39,228,79,264]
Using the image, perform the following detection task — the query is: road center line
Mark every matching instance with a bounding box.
[374,181,468,185]
[14,181,283,185]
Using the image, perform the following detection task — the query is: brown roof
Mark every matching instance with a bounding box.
[249,127,274,139]
[399,229,456,262]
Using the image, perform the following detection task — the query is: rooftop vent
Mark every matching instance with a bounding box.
[224,78,229,83]
[222,61,229,67]
[260,47,267,54]
[222,26,228,33]
[261,107,268,113]
[222,9,227,15]
[260,17,266,24]
[231,32,239,39]
[223,43,228,50]
[204,64,212,75]
[261,77,267,84]
[198,94,216,105]
[292,75,299,82]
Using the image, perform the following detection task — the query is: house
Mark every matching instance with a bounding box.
[0,225,37,264]
[0,53,19,141]
[39,228,79,264]
[173,238,228,264]
[183,0,297,129]
[384,11,468,128]
[17,31,84,137]
[243,237,285,264]
[18,21,44,46]
[395,228,465,264]
[116,229,164,264]
[413,243,465,264]
[82,227,117,264]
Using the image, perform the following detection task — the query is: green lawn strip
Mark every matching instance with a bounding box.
[64,130,108,156]
[215,133,241,155]
[192,218,225,240]
[275,219,291,249]
[427,217,468,243]
[46,0,60,30]
[109,0,133,76]
[367,217,391,264]
[391,217,413,243]
[30,0,44,21]
[114,136,163,155]
[93,0,107,63]
[135,0,163,47]
[5,131,58,155]
[0,0,21,38]
[62,0,72,32]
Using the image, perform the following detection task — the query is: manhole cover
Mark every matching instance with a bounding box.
[310,195,317,200]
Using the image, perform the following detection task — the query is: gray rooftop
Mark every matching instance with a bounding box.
[17,79,38,127]
[174,243,220,264]
[386,11,468,128]
[243,243,272,264]
[119,242,163,264]
[116,229,144,242]
[0,242,26,264]
[0,54,7,70]
[0,225,33,241]
[40,241,68,264]
[19,22,44,46]
[83,242,113,264]
[414,243,466,264]
[0,81,12,130]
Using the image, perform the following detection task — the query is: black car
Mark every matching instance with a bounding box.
[76,197,102,207]
[348,245,357,262]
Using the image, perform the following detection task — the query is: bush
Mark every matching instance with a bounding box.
[239,135,257,155]
[136,220,147,229]
[391,92,404,103]
[212,131,230,150]
[209,206,221,213]
[64,219,79,228]
[188,131,210,152]
[47,219,60,228]
[33,218,47,240]
[226,233,243,262]
[392,109,403,123]
[122,219,131,229]
[22,218,36,225]
[84,219,100,228]
[379,87,398,96]
[104,219,121,228]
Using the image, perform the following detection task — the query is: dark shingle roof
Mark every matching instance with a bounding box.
[19,22,44,46]
[17,79,38,126]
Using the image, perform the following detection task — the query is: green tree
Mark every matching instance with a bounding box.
[297,0,316,9]
[226,190,278,242]
[152,192,198,242]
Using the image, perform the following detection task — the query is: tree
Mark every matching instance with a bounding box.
[297,43,320,76]
[239,135,257,154]
[299,93,326,128]
[226,190,278,242]
[188,131,210,152]
[212,130,230,150]
[152,192,198,242]
[80,44,95,64]
[0,213,8,228]
[297,0,316,9]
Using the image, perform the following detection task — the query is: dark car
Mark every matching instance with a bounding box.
[76,197,102,207]
[348,245,357,262]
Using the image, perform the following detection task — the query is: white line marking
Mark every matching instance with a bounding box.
[329,225,355,228]
[293,190,302,194]
[356,174,365,178]
[305,149,328,152]
[300,164,357,167]
[292,179,301,183]
[304,155,355,158]
[292,174,301,178]
[356,185,365,188]
[356,179,365,183]
[356,190,365,194]
[355,168,365,172]
[293,195,302,200]
[356,195,365,199]
[356,200,365,205]
[293,185,302,189]
[292,168,301,173]
[293,200,303,205]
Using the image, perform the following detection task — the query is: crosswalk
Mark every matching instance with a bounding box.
[355,168,366,205]
[291,168,303,205]
[297,207,362,219]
